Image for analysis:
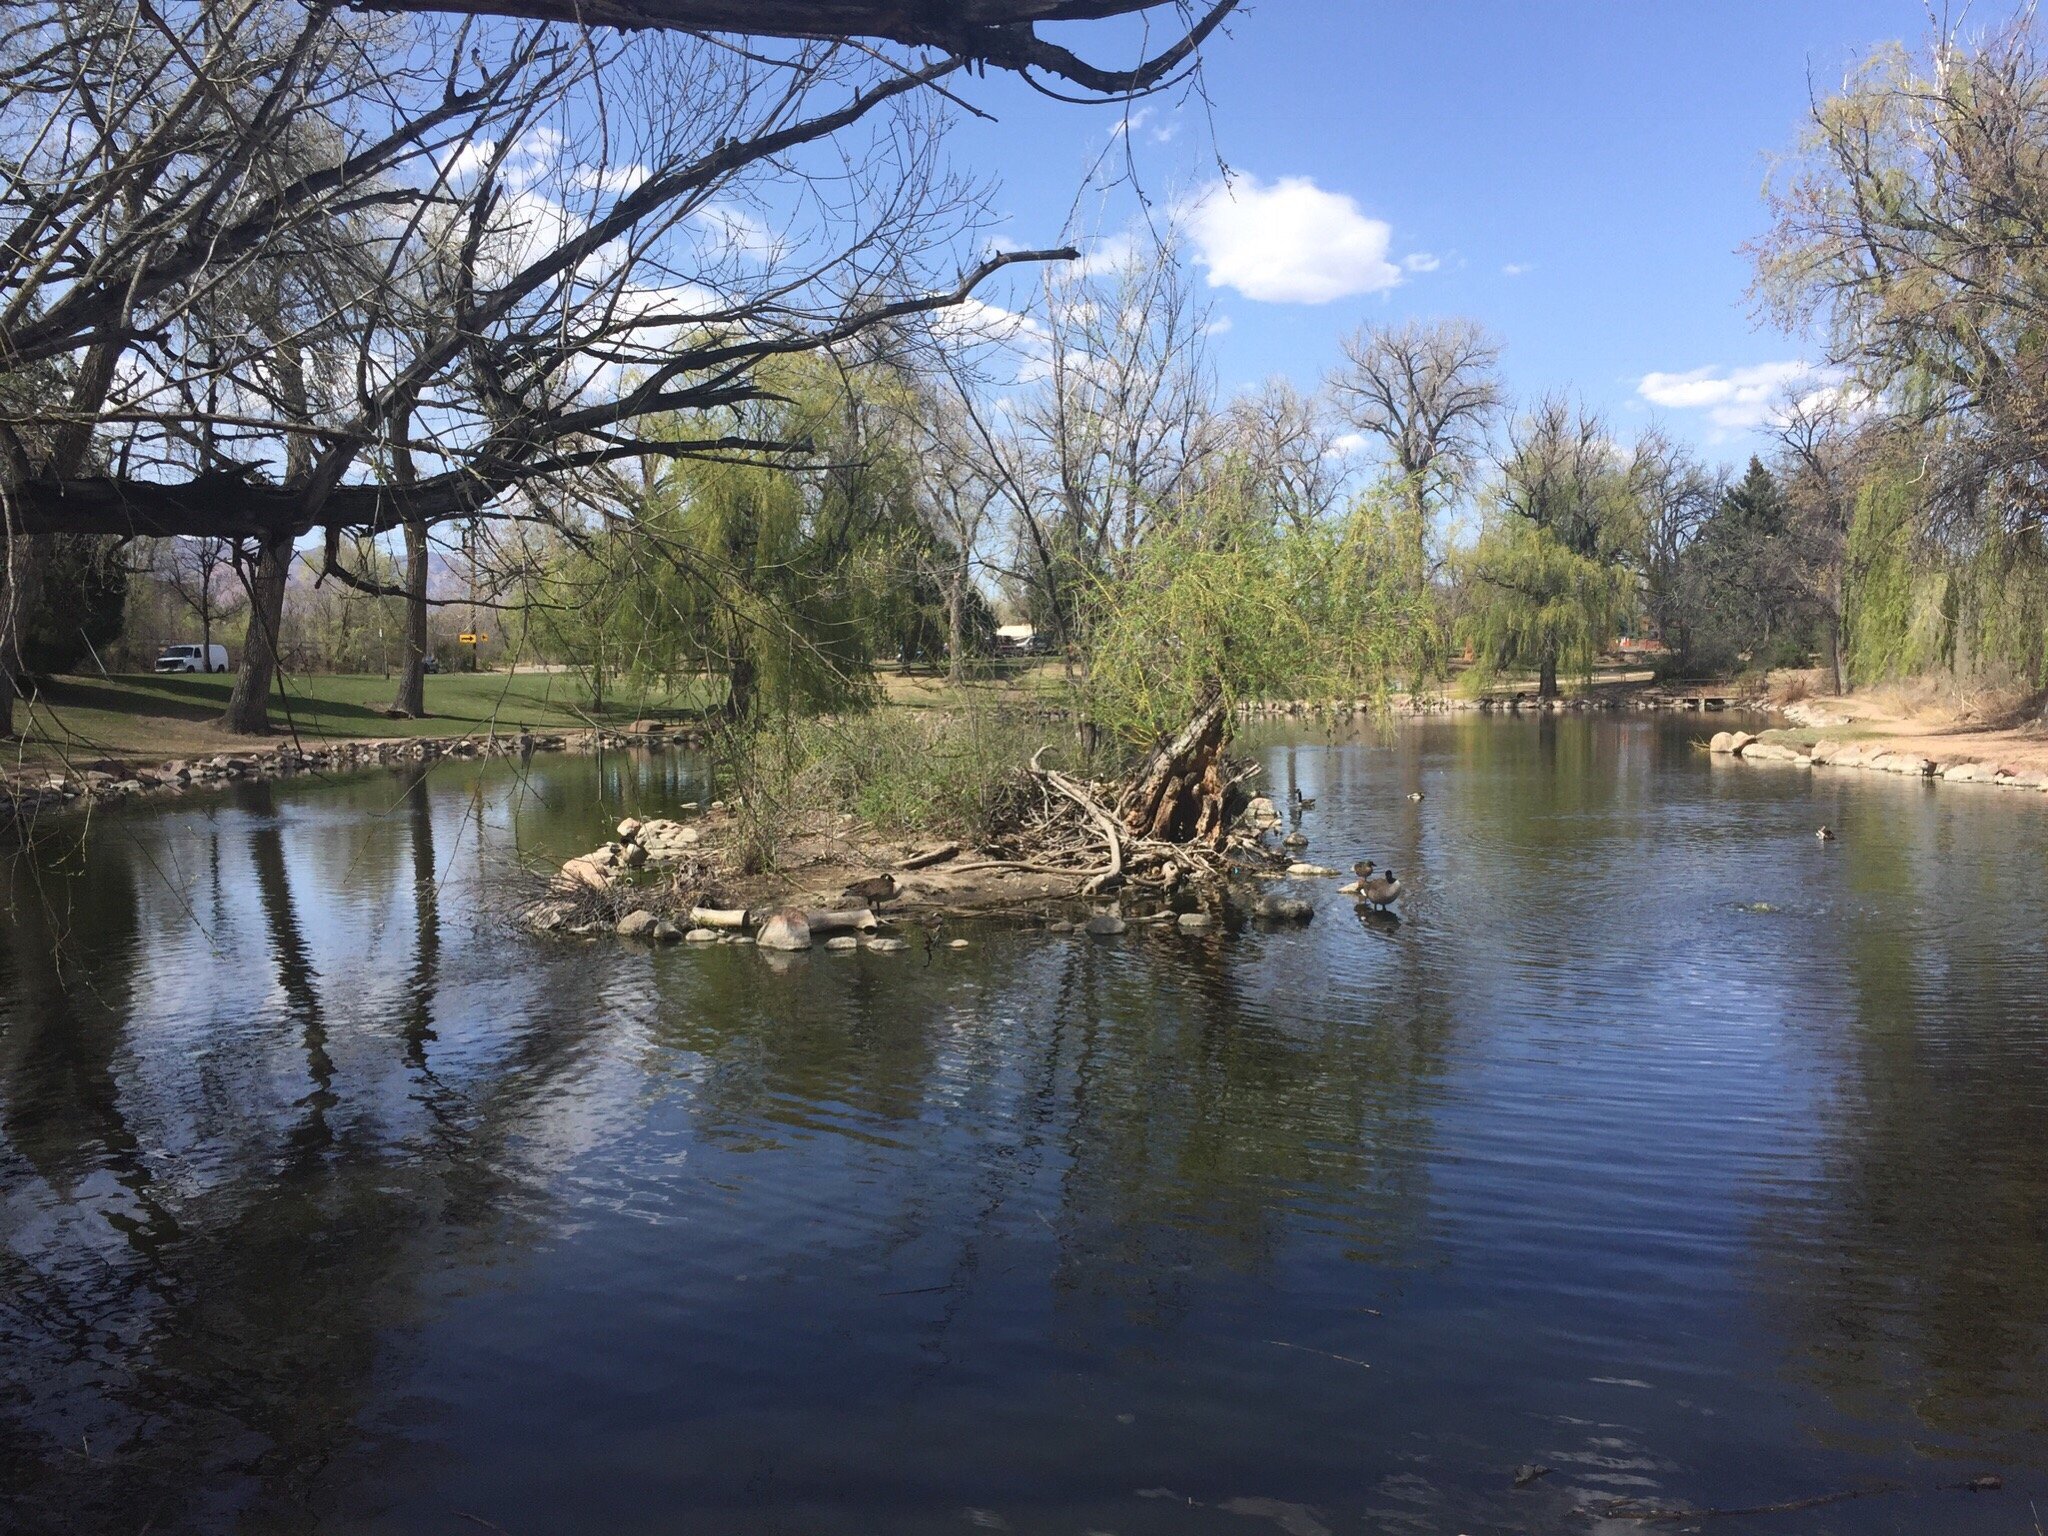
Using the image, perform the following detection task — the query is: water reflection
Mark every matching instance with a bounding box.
[0,722,2040,1533]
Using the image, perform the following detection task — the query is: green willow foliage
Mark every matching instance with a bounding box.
[1084,482,1433,747]
[1846,467,2048,688]
[1456,519,1634,693]
[549,364,937,719]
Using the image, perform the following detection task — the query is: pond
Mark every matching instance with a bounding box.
[2,716,2045,1534]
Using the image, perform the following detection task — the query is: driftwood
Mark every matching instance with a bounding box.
[1119,684,1246,851]
[899,842,962,871]
[689,906,750,929]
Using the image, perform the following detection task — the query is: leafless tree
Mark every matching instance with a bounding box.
[1220,379,1347,535]
[0,0,1236,735]
[156,538,248,665]
[1330,317,1505,580]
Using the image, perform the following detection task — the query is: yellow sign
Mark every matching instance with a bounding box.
[458,632,489,644]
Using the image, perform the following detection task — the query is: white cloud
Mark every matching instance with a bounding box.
[1501,262,1531,278]
[1402,252,1441,273]
[1637,361,1838,432]
[1183,174,1402,304]
[1326,431,1370,459]
[1204,314,1234,337]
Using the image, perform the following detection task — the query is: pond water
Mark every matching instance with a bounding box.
[2,716,2046,1535]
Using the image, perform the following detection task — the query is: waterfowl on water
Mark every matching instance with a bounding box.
[1352,859,1376,881]
[1289,787,1316,810]
[1360,868,1403,910]
[842,873,898,907]
[1406,791,1425,802]
[1815,825,1836,842]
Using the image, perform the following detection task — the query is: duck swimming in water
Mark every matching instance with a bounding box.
[1815,825,1836,842]
[1289,787,1316,810]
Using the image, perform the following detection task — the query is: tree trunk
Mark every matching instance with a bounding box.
[1122,683,1238,850]
[1538,650,1558,700]
[393,518,430,717]
[724,654,755,722]
[222,533,291,735]
[946,564,968,686]
[0,536,41,738]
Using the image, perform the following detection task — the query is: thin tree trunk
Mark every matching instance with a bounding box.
[0,535,40,738]
[946,563,968,686]
[222,534,291,735]
[724,654,755,722]
[393,518,429,716]
[1538,650,1558,700]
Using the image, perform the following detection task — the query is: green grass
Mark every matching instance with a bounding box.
[12,670,715,764]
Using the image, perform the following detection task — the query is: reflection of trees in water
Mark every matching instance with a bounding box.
[651,928,1454,1345]
[0,774,614,1533]
[1763,833,2048,1461]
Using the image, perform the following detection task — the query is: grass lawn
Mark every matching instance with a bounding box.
[10,670,709,765]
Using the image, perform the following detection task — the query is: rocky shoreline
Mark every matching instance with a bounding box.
[1709,725,2048,791]
[0,719,707,821]
[1238,684,1769,721]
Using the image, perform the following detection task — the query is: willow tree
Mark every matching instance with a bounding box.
[554,363,927,720]
[1754,18,2048,697]
[1460,397,1640,699]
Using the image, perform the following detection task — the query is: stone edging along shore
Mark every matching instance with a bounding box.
[0,720,706,821]
[1709,728,2048,792]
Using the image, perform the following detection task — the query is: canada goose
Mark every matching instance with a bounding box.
[1289,787,1317,810]
[1361,868,1403,910]
[1815,825,1836,842]
[842,873,898,907]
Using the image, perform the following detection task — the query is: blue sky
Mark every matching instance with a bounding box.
[947,0,1942,464]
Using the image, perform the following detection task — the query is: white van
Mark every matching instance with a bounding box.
[156,644,230,674]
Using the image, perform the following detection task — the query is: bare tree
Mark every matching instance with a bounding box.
[1330,317,1505,581]
[0,1,1237,734]
[157,539,247,665]
[1220,379,1347,535]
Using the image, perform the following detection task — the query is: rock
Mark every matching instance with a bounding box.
[1045,921,1074,933]
[1722,731,1758,754]
[1286,863,1338,877]
[557,856,611,892]
[617,817,643,842]
[627,718,667,734]
[756,907,813,951]
[1244,795,1281,827]
[1253,895,1314,923]
[1084,913,1127,936]
[616,909,659,939]
[825,935,860,952]
[1943,761,1994,782]
[1281,831,1309,849]
[520,900,577,934]
[652,920,682,943]
[1176,912,1214,932]
[685,928,721,943]
[865,936,910,952]
[1741,741,1809,765]
[1872,752,1936,776]
[948,938,971,949]
[1709,731,1738,754]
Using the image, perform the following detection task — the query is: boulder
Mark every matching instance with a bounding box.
[825,935,860,952]
[1176,911,1215,932]
[617,817,643,842]
[756,908,814,951]
[1281,831,1309,849]
[1943,761,1994,783]
[1253,894,1314,923]
[865,936,910,952]
[1741,741,1809,765]
[1084,913,1127,936]
[556,856,612,893]
[1873,752,1936,776]
[1709,731,1736,754]
[948,938,971,949]
[1286,862,1339,877]
[616,910,659,939]
[652,920,682,943]
[1722,731,1758,755]
[685,928,721,944]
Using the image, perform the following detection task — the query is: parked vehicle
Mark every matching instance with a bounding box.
[155,644,230,674]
